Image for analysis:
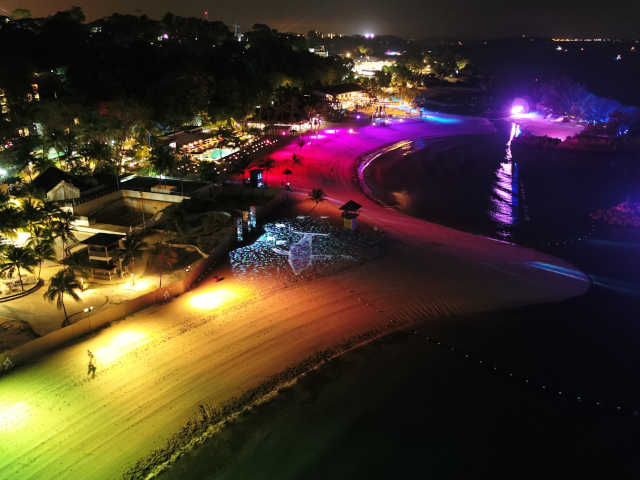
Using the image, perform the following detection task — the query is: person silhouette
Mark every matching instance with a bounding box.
[87,350,96,378]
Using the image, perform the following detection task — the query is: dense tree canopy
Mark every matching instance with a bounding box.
[0,8,352,178]
[0,9,350,138]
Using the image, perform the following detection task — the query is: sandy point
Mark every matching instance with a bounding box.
[0,115,588,480]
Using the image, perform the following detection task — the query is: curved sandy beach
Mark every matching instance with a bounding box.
[0,115,589,480]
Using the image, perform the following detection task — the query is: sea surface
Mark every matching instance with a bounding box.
[361,119,640,404]
[364,120,640,246]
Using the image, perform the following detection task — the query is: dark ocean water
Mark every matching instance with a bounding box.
[365,121,640,247]
[362,120,640,402]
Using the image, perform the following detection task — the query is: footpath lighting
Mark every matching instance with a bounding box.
[0,401,31,432]
[120,278,150,292]
[188,288,237,310]
[93,330,150,365]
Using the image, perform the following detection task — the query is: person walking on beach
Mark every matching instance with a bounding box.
[87,349,96,378]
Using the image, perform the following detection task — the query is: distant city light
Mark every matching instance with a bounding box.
[363,33,375,39]
[616,53,622,61]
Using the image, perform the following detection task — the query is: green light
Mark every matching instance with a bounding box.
[0,402,31,432]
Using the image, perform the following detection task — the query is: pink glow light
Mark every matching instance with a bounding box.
[511,105,524,115]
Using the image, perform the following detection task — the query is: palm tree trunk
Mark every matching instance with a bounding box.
[61,296,69,327]
[17,265,24,292]
[37,260,42,280]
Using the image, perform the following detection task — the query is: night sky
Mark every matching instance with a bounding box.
[1,0,638,38]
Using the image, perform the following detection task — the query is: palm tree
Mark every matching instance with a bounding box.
[0,245,38,292]
[150,242,177,288]
[41,201,65,225]
[49,211,77,259]
[66,253,91,291]
[282,168,293,187]
[28,235,56,280]
[0,204,25,240]
[43,269,81,327]
[117,233,148,284]
[308,188,326,212]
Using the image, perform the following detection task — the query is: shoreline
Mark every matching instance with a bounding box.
[159,300,640,479]
[147,117,596,474]
[0,115,592,480]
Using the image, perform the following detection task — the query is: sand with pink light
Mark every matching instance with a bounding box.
[0,116,589,480]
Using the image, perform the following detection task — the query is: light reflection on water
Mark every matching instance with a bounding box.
[490,122,520,239]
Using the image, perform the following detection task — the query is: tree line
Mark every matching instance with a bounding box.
[0,9,352,178]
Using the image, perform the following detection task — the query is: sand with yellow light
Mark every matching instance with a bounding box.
[0,116,589,480]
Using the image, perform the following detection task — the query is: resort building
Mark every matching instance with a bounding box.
[314,84,370,111]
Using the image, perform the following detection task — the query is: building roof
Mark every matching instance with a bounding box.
[32,166,110,195]
[81,233,124,247]
[159,128,218,150]
[339,200,362,211]
[31,167,77,193]
[119,176,207,195]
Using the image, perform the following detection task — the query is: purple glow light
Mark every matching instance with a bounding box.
[510,98,530,117]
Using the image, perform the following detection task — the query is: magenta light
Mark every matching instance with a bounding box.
[511,98,529,116]
[356,115,361,119]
